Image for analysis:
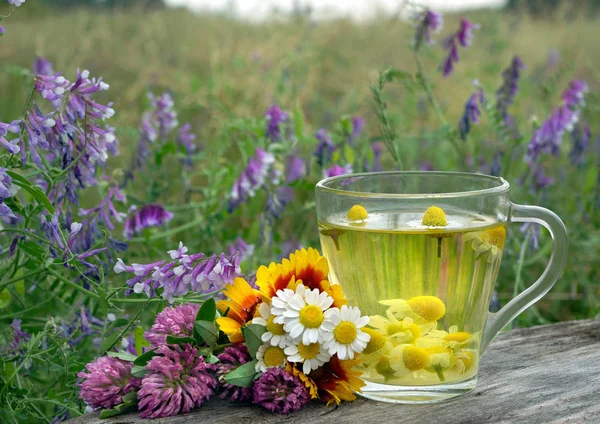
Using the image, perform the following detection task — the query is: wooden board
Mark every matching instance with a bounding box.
[68,319,600,424]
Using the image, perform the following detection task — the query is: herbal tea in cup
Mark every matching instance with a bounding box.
[315,172,567,403]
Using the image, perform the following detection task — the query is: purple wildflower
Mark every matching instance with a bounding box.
[490,151,503,176]
[367,141,385,172]
[324,163,352,178]
[459,90,484,140]
[144,303,200,347]
[285,154,306,184]
[0,120,21,155]
[496,56,525,122]
[41,214,65,257]
[348,116,366,146]
[313,129,336,167]
[33,56,55,76]
[123,203,174,239]
[177,123,197,163]
[0,26,4,35]
[229,147,275,211]
[562,80,589,108]
[70,185,126,254]
[216,344,253,402]
[77,356,140,410]
[114,242,241,302]
[414,10,443,50]
[421,161,435,171]
[279,238,302,259]
[138,344,217,419]
[265,104,289,142]
[227,237,255,262]
[0,167,17,223]
[9,319,30,352]
[526,80,588,163]
[441,18,479,77]
[252,367,310,414]
[520,222,541,250]
[532,166,555,192]
[569,123,591,166]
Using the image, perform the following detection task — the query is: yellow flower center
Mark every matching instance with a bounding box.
[297,342,321,360]
[403,346,429,371]
[483,226,506,249]
[363,328,386,354]
[266,315,286,336]
[347,204,368,221]
[299,305,324,329]
[421,206,448,227]
[263,346,286,367]
[443,332,472,343]
[407,296,446,322]
[333,322,357,345]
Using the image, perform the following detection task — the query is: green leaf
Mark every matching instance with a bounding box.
[206,354,219,364]
[131,365,148,378]
[134,326,150,355]
[196,298,217,322]
[133,348,158,366]
[194,320,218,347]
[0,289,12,309]
[18,240,46,259]
[165,335,196,345]
[107,318,130,330]
[107,351,137,362]
[99,400,138,419]
[241,324,266,358]
[6,171,55,214]
[344,145,356,164]
[99,331,122,355]
[225,360,258,387]
[386,69,413,82]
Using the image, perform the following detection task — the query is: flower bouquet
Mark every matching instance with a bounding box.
[78,248,371,418]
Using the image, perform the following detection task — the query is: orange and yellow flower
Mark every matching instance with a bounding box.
[216,277,264,343]
[256,248,347,308]
[286,362,319,399]
[309,356,365,405]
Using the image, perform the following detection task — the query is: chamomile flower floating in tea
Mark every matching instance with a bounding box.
[347,204,369,221]
[422,205,449,257]
[462,225,507,262]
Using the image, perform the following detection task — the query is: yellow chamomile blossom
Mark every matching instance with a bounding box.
[252,302,290,348]
[421,206,448,227]
[284,341,331,374]
[406,296,446,322]
[322,305,371,360]
[271,284,335,345]
[347,204,368,221]
[462,225,506,263]
[255,343,287,372]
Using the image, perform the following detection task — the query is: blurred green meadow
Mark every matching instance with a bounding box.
[1,3,599,323]
[0,2,599,421]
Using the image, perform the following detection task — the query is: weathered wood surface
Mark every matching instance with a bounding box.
[70,319,600,424]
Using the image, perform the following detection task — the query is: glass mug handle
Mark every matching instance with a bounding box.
[481,203,568,351]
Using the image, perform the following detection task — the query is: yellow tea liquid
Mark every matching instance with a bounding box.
[319,209,506,386]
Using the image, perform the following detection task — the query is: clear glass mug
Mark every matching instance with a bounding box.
[315,171,567,403]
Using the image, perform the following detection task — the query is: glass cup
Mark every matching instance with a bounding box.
[315,171,567,403]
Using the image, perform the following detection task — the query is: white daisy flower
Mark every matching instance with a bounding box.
[284,341,331,374]
[252,302,291,348]
[322,305,370,360]
[255,342,287,372]
[272,284,335,345]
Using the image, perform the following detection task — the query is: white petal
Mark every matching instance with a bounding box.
[356,316,370,328]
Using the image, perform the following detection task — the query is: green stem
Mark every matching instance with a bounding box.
[0,269,44,290]
[128,217,205,243]
[48,269,100,300]
[100,298,151,355]
[414,52,448,127]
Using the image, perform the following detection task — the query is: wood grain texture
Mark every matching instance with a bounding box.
[68,319,600,424]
